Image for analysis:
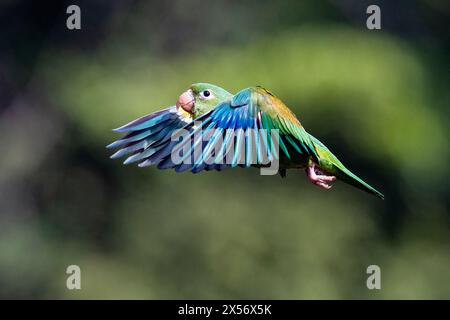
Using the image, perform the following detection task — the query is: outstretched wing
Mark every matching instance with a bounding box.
[107,106,194,166]
[157,87,318,173]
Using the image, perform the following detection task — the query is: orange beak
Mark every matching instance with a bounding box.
[176,89,195,113]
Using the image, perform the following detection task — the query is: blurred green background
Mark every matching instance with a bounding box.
[0,0,449,299]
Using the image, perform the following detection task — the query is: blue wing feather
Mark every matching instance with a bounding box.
[109,87,314,174]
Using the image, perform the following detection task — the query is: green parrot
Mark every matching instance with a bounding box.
[107,83,384,199]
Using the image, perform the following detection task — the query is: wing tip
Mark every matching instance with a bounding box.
[106,141,120,149]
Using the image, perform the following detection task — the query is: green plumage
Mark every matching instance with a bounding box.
[309,135,384,199]
[201,86,384,199]
[108,83,384,199]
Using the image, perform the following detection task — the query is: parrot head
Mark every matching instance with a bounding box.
[176,83,233,118]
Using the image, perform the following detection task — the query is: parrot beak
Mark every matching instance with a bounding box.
[176,89,195,113]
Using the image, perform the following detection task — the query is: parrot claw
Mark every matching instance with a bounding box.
[306,162,336,190]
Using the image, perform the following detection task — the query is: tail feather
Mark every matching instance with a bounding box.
[309,135,384,199]
[334,165,385,200]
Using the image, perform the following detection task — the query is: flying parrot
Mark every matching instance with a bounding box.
[107,83,384,199]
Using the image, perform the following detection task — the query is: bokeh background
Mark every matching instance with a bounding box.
[0,0,449,299]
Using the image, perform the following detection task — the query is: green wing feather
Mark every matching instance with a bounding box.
[234,87,318,160]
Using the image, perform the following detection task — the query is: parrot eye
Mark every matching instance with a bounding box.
[200,90,213,100]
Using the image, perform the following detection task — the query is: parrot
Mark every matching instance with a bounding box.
[107,83,384,199]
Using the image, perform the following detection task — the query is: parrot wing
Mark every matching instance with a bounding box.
[157,87,318,173]
[106,105,194,166]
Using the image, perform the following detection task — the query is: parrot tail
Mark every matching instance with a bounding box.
[309,135,385,199]
[333,164,385,200]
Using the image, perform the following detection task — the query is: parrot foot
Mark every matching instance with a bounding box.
[306,162,336,190]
